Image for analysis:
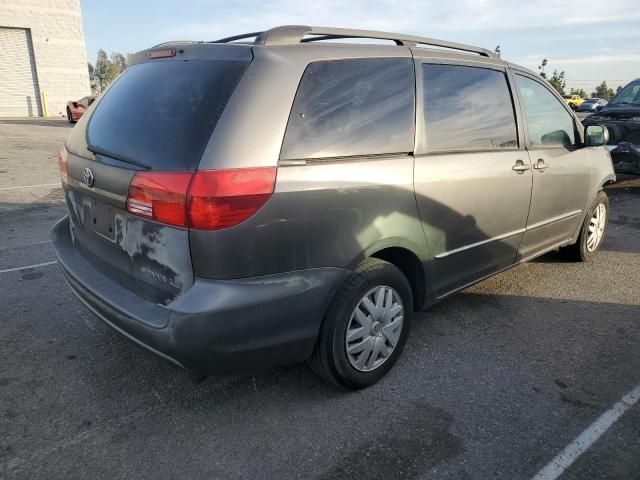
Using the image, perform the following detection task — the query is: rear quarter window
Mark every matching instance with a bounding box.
[86,59,248,170]
[280,58,415,160]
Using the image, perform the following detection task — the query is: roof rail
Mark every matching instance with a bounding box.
[213,25,497,58]
[214,32,263,44]
[150,40,197,48]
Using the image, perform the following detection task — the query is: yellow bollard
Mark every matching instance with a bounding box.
[40,91,49,117]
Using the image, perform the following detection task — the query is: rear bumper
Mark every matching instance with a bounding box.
[51,216,347,375]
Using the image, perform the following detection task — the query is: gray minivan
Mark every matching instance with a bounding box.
[52,26,615,388]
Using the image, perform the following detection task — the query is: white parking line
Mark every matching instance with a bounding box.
[0,261,57,274]
[0,183,60,191]
[531,384,640,480]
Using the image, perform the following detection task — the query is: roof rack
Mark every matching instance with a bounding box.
[212,25,497,58]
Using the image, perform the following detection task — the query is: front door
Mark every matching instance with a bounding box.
[413,60,532,298]
[513,74,591,260]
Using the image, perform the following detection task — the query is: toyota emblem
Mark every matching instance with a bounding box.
[82,167,95,187]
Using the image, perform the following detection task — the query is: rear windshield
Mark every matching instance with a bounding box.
[86,59,248,170]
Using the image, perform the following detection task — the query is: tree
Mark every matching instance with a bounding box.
[92,49,128,93]
[547,69,566,95]
[569,88,587,98]
[616,85,623,94]
[93,49,110,92]
[494,45,501,58]
[537,59,566,95]
[110,52,127,73]
[538,58,548,79]
[87,62,97,94]
[591,81,615,101]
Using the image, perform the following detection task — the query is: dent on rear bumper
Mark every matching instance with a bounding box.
[52,216,348,375]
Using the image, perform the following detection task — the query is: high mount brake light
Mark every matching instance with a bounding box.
[126,168,277,230]
[147,49,176,59]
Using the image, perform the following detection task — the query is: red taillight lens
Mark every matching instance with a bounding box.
[126,167,276,230]
[188,168,276,229]
[126,172,192,227]
[58,146,68,184]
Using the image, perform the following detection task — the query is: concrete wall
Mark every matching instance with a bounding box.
[0,0,90,117]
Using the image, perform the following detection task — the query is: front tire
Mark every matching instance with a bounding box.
[309,258,413,389]
[66,107,75,124]
[561,190,609,261]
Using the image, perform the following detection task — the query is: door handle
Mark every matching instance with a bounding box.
[512,160,530,173]
[533,159,549,171]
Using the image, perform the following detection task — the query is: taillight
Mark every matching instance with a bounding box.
[187,168,277,229]
[58,146,68,185]
[126,167,277,230]
[126,172,192,227]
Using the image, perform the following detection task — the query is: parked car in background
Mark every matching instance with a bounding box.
[66,96,95,123]
[583,78,640,175]
[563,94,585,110]
[52,26,615,389]
[576,97,608,112]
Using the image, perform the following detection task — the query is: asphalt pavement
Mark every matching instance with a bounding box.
[1,118,639,480]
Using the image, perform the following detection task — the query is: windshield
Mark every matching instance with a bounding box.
[87,59,249,170]
[582,98,597,104]
[609,81,640,106]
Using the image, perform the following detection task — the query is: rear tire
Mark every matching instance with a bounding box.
[309,258,412,389]
[560,190,609,261]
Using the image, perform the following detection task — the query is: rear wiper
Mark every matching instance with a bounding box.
[87,143,151,170]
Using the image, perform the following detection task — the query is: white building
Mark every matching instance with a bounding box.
[0,0,90,117]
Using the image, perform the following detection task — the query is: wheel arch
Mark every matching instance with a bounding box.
[600,173,616,188]
[367,244,427,312]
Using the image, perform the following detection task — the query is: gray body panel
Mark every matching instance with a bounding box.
[52,217,347,373]
[52,31,615,375]
[507,68,611,260]
[414,151,531,297]
[518,146,591,259]
[190,155,427,280]
[411,51,531,297]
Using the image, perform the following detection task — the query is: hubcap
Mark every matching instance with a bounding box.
[586,203,606,252]
[345,286,404,372]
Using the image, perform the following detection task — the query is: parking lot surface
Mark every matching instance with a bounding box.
[1,118,639,480]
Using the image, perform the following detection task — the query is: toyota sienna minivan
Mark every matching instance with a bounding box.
[52,25,615,389]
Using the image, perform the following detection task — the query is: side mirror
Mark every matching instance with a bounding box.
[585,125,609,147]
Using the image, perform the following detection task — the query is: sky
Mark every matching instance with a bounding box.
[81,0,640,94]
